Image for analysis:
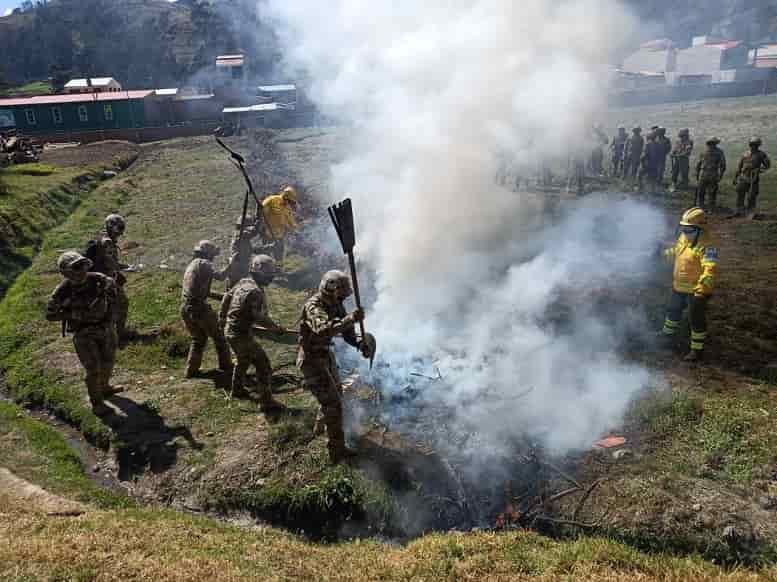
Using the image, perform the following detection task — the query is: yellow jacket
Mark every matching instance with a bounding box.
[261,194,299,239]
[664,229,718,295]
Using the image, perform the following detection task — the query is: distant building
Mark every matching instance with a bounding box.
[216,54,245,82]
[749,44,777,68]
[0,91,153,135]
[621,40,675,75]
[257,84,297,106]
[222,102,294,131]
[63,77,123,94]
[673,41,748,76]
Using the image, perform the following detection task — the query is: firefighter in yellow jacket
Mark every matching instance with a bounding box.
[261,186,300,265]
[659,207,718,362]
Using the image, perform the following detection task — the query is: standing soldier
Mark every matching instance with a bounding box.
[46,252,120,416]
[88,214,131,342]
[639,131,664,192]
[226,217,261,289]
[589,124,608,176]
[219,255,284,411]
[658,207,718,362]
[298,271,374,464]
[695,137,726,210]
[655,127,672,185]
[734,136,771,216]
[181,240,233,378]
[671,128,694,190]
[610,126,628,177]
[261,185,300,265]
[623,127,644,181]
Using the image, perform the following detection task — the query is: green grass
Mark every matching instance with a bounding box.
[0,80,50,97]
[0,401,130,508]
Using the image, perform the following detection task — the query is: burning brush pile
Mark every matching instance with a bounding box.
[340,368,623,537]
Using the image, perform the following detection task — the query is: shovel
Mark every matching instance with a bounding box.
[328,198,375,368]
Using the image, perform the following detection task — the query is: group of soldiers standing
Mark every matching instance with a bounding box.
[609,126,771,214]
[46,185,372,464]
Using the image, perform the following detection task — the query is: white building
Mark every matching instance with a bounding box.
[64,77,123,94]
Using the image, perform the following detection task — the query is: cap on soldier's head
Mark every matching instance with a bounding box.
[679,128,689,136]
[657,126,666,134]
[706,136,720,145]
[249,254,276,274]
[632,126,641,132]
[194,239,220,257]
[749,136,762,146]
[105,213,126,231]
[617,125,626,131]
[58,251,92,273]
[650,125,659,131]
[319,270,352,297]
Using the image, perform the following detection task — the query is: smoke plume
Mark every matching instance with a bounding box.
[266,1,663,455]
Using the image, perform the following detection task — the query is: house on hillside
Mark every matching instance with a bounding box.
[222,102,294,132]
[64,77,123,94]
[621,39,676,75]
[0,91,153,136]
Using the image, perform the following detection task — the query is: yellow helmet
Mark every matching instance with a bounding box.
[680,207,707,227]
[281,185,298,203]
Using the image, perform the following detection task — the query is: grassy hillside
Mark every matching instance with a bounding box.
[1,99,777,576]
[1,399,774,581]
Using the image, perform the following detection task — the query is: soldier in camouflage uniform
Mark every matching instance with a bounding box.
[639,131,664,192]
[46,252,121,416]
[181,240,233,378]
[623,127,644,181]
[671,129,694,190]
[655,127,672,185]
[610,126,627,177]
[734,137,771,215]
[297,271,374,464]
[91,214,131,341]
[226,217,261,289]
[695,137,726,210]
[219,255,284,410]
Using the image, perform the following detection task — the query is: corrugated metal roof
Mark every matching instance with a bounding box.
[223,103,282,114]
[257,84,296,92]
[216,54,245,67]
[64,77,119,88]
[0,90,154,107]
[155,88,179,96]
[176,94,215,101]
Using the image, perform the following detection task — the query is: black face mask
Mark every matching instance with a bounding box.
[253,272,275,286]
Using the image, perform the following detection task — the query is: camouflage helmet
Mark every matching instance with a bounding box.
[706,136,720,145]
[194,239,220,258]
[657,127,667,135]
[319,270,352,298]
[617,125,626,131]
[249,254,276,275]
[58,251,92,274]
[678,128,690,137]
[749,136,762,146]
[632,126,642,133]
[280,185,298,204]
[650,125,659,131]
[105,213,126,233]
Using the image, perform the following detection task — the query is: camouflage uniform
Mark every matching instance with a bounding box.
[610,129,628,177]
[47,272,117,408]
[226,224,260,289]
[220,277,277,406]
[671,135,694,189]
[639,134,664,192]
[695,144,726,209]
[92,230,129,339]
[297,292,360,463]
[623,130,644,180]
[656,130,672,184]
[735,149,771,213]
[181,257,232,377]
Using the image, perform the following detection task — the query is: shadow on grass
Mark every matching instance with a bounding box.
[104,395,203,481]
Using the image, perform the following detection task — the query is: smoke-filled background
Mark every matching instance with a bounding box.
[265,1,666,455]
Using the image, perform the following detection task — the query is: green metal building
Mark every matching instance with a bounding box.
[0,90,153,137]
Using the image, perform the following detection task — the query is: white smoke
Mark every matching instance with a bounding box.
[265,1,663,454]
